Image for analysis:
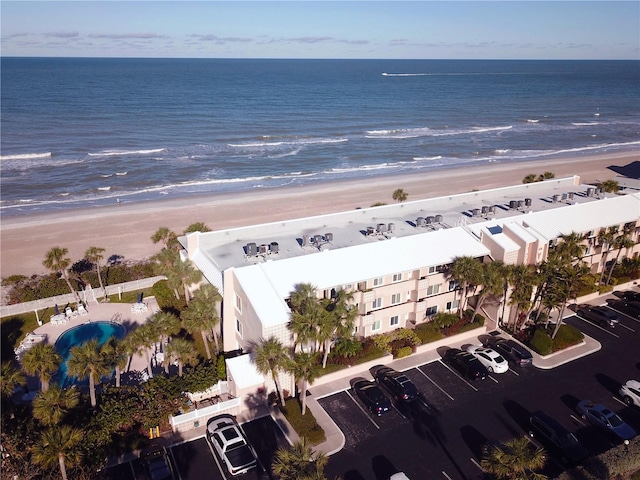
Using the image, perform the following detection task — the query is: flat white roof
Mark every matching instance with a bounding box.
[226,354,265,390]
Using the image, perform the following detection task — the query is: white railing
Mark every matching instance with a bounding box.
[0,276,166,317]
[186,381,229,403]
[170,397,241,433]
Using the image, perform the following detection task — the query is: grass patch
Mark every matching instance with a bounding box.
[280,397,326,446]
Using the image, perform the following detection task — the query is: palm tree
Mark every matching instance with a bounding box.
[272,438,328,480]
[154,248,202,304]
[318,289,357,368]
[32,385,79,426]
[151,226,178,250]
[481,436,547,480]
[67,339,111,408]
[605,233,635,285]
[21,342,61,392]
[125,325,157,379]
[184,222,211,233]
[173,257,203,305]
[166,338,198,377]
[507,264,537,330]
[596,226,618,284]
[148,311,181,373]
[84,246,107,299]
[392,188,408,202]
[254,337,290,405]
[101,337,128,387]
[598,179,619,193]
[469,261,504,324]
[290,351,320,415]
[448,256,482,316]
[43,246,80,303]
[32,425,84,480]
[553,232,586,263]
[1,361,26,399]
[181,284,222,359]
[522,174,537,184]
[551,262,590,339]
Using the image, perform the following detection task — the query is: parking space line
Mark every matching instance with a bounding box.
[206,436,229,480]
[508,368,520,376]
[128,460,136,479]
[613,396,627,407]
[167,448,182,480]
[345,389,381,429]
[470,458,483,471]
[574,315,620,338]
[618,322,635,332]
[416,365,455,400]
[488,374,499,384]
[438,360,479,392]
[442,471,454,479]
[570,414,586,427]
[609,307,640,323]
[392,403,407,420]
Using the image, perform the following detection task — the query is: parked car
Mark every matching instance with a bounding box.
[389,473,411,480]
[373,366,419,403]
[528,411,588,465]
[140,444,174,480]
[466,345,509,374]
[576,305,619,327]
[619,380,640,407]
[206,414,258,476]
[576,400,636,444]
[484,337,533,367]
[613,290,640,302]
[606,298,640,320]
[443,348,488,380]
[351,377,392,416]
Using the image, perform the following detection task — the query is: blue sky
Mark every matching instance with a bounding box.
[1,1,638,59]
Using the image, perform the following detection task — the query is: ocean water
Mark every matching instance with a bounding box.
[1,58,639,217]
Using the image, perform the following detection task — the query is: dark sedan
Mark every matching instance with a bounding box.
[372,366,419,403]
[613,290,640,302]
[576,305,619,327]
[351,377,392,416]
[576,400,636,445]
[443,348,488,380]
[606,298,640,320]
[484,337,533,367]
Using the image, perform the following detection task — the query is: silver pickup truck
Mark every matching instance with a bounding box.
[206,414,258,476]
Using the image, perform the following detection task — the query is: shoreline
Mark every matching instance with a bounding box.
[1,151,637,279]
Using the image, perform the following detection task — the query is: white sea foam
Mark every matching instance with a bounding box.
[526,119,539,123]
[228,138,347,148]
[412,156,443,161]
[0,152,52,161]
[366,125,512,139]
[115,172,128,176]
[572,122,599,126]
[88,148,166,157]
[98,186,111,191]
[494,149,511,154]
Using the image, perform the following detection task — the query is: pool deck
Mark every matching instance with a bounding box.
[28,297,160,373]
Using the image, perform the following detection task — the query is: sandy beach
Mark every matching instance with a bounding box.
[1,151,637,279]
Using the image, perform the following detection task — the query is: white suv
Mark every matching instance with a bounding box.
[206,414,258,476]
[620,380,640,407]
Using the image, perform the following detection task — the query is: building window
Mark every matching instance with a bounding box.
[446,300,460,311]
[390,315,399,327]
[372,320,381,331]
[426,306,438,316]
[235,318,243,337]
[428,265,437,274]
[372,298,383,309]
[426,284,441,296]
[391,293,402,305]
[448,280,459,292]
[392,273,402,282]
[235,294,242,313]
[373,277,384,286]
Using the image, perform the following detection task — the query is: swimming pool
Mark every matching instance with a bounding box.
[54,321,126,387]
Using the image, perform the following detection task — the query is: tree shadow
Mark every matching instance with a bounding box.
[560,393,582,414]
[502,399,532,434]
[343,470,366,480]
[371,455,400,480]
[594,372,622,397]
[460,424,498,461]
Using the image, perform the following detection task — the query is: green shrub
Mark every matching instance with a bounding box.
[151,280,185,310]
[432,312,458,329]
[217,355,227,380]
[395,346,413,359]
[414,322,445,344]
[280,398,326,446]
[551,324,584,352]
[182,360,219,392]
[598,284,613,294]
[529,328,553,355]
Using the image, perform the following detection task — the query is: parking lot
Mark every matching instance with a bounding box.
[321,301,640,480]
[104,297,640,480]
[105,415,288,480]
